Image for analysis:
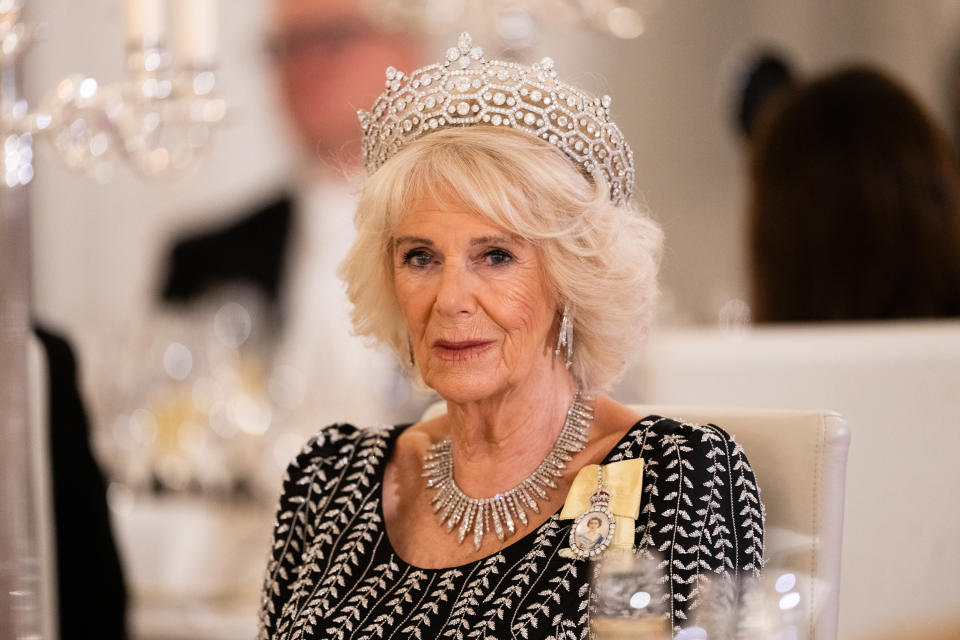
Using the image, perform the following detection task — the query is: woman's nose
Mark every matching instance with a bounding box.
[434,262,475,316]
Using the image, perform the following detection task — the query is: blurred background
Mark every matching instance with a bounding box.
[8,0,960,638]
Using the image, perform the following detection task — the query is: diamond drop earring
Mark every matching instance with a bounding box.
[555,305,573,369]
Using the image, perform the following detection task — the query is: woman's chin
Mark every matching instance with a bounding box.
[420,367,503,405]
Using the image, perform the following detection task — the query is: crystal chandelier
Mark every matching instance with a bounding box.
[1,0,224,184]
[0,0,224,634]
[360,0,661,50]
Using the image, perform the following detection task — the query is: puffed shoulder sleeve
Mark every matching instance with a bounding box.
[257,424,361,640]
[626,417,765,629]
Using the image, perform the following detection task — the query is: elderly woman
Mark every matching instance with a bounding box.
[259,34,762,639]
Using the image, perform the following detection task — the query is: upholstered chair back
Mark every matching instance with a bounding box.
[421,401,850,640]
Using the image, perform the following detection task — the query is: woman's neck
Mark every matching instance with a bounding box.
[442,365,579,497]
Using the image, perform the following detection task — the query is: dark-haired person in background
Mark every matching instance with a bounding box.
[748,66,960,322]
[735,50,795,140]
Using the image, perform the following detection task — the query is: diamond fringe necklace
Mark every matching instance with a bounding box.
[421,388,594,551]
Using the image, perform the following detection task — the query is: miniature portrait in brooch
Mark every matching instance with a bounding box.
[575,514,610,551]
[569,503,615,557]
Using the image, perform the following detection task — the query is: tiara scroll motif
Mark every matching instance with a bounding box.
[358,32,635,206]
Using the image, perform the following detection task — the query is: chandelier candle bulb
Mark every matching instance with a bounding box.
[173,0,218,67]
[125,0,165,48]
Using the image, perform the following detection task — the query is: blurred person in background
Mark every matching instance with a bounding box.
[35,326,127,639]
[748,66,960,322]
[734,49,795,141]
[89,6,430,632]
[157,0,430,450]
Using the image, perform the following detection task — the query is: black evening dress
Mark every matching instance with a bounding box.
[258,416,764,640]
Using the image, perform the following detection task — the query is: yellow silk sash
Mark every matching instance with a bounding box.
[558,459,644,553]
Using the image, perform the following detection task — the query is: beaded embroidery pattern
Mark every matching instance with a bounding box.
[358,32,636,206]
[258,417,764,640]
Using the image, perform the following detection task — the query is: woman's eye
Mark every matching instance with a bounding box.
[483,248,514,266]
[402,249,433,268]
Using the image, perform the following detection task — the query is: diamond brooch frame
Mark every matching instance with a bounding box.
[358,32,635,206]
[568,466,616,559]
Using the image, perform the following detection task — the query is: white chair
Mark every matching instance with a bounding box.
[636,406,849,640]
[421,401,850,640]
[629,321,960,639]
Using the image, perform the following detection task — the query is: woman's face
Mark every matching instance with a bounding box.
[393,195,559,403]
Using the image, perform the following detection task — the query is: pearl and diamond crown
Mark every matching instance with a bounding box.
[358,32,635,206]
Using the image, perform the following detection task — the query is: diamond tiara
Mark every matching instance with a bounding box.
[358,32,635,206]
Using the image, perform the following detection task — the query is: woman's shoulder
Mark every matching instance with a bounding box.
[280,423,402,483]
[607,414,746,463]
[615,414,765,582]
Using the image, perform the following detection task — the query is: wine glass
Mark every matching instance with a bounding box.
[590,550,671,640]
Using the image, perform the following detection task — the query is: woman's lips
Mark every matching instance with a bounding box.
[432,339,495,360]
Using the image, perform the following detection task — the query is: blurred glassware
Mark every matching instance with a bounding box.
[688,569,809,640]
[93,287,307,502]
[590,551,671,640]
[717,298,752,332]
[93,288,283,640]
[590,550,813,640]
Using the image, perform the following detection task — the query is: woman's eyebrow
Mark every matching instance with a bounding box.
[394,234,519,247]
[393,236,434,248]
[470,234,518,246]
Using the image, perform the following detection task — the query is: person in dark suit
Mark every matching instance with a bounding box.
[35,326,127,639]
[161,194,293,316]
[160,0,420,318]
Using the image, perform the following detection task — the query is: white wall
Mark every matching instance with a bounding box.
[27,0,960,357]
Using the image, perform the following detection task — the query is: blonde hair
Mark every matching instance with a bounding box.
[339,126,663,392]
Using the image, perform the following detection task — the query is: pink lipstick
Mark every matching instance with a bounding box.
[432,339,494,360]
